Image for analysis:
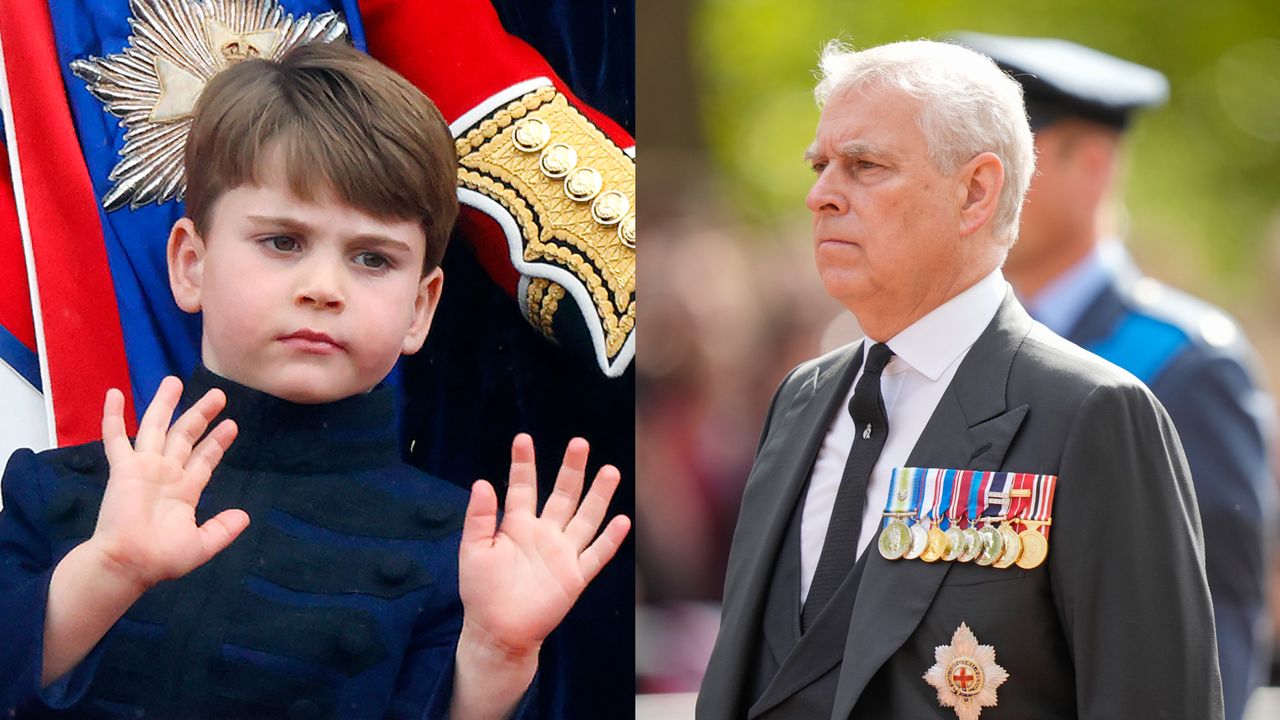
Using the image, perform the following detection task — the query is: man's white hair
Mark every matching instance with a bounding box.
[815,39,1035,245]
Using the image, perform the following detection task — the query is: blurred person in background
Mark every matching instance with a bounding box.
[958,33,1277,720]
[698,38,1221,719]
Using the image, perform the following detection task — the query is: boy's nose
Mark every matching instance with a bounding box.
[294,266,345,311]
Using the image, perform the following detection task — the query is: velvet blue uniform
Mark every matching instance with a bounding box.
[0,367,535,719]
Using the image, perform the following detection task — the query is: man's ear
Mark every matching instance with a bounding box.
[956,151,1005,238]
[402,266,444,355]
[168,218,206,313]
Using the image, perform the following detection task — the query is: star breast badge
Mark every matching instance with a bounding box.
[923,622,1009,720]
[70,0,348,211]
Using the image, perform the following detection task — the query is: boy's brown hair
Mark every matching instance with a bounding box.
[183,42,458,271]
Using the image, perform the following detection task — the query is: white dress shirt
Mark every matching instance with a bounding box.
[799,269,1008,603]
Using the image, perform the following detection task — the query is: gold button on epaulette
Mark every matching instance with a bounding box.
[591,190,629,226]
[539,143,578,178]
[618,214,636,249]
[565,167,604,202]
[512,117,551,152]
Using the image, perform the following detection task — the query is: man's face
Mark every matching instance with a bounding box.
[1006,121,1116,277]
[169,159,441,404]
[805,84,968,320]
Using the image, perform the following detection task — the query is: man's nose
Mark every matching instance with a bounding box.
[805,168,847,215]
[294,260,345,311]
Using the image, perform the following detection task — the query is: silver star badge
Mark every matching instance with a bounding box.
[71,0,348,211]
[923,622,1009,720]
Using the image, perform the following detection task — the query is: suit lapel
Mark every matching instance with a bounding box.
[699,344,862,719]
[829,292,1034,719]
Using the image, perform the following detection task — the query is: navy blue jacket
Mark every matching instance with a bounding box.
[1068,265,1274,720]
[0,367,529,719]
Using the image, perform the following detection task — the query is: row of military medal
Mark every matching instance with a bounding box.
[874,467,1058,570]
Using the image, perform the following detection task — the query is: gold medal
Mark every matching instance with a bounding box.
[904,522,929,560]
[993,522,1022,569]
[958,528,982,563]
[941,527,965,562]
[975,524,1004,566]
[921,526,949,563]
[1015,524,1049,570]
[878,519,912,560]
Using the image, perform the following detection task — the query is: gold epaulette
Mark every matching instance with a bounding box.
[455,86,635,373]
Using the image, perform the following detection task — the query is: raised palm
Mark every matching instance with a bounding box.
[93,377,248,590]
[458,435,630,656]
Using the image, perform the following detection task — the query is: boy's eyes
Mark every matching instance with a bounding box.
[265,235,299,252]
[354,251,391,270]
[259,237,395,271]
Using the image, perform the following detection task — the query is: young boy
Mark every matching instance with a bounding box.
[0,42,629,719]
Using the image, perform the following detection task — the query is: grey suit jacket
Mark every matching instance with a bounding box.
[697,292,1224,719]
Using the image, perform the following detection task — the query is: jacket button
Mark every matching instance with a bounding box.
[47,490,80,519]
[377,556,412,585]
[288,699,320,720]
[338,624,373,657]
[66,450,98,473]
[414,504,450,527]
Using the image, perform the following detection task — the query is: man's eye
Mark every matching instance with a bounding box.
[355,252,390,269]
[856,160,879,170]
[810,161,828,174]
[265,236,298,252]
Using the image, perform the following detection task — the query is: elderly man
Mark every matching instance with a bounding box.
[955,33,1274,720]
[697,40,1223,719]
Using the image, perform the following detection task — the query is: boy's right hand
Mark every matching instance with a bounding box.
[89,376,249,591]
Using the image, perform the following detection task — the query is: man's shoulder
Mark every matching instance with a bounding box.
[1014,322,1161,411]
[1098,275,1257,381]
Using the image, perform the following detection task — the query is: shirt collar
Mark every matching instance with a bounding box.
[880,268,1008,381]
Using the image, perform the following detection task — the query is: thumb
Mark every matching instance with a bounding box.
[461,479,499,548]
[194,509,250,567]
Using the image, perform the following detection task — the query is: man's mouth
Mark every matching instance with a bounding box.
[278,329,345,354]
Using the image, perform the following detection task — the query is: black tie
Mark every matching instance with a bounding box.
[801,342,895,632]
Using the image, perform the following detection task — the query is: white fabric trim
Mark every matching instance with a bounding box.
[457,187,633,377]
[0,29,57,448]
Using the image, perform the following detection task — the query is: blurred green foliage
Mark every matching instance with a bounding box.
[693,0,1280,299]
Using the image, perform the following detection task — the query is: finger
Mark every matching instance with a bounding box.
[163,389,227,463]
[194,509,250,567]
[541,437,589,528]
[577,514,631,585]
[504,433,538,517]
[461,479,499,548]
[182,419,238,498]
[565,464,622,551]
[101,388,132,466]
[135,376,183,454]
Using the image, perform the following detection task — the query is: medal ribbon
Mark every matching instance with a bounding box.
[1010,472,1035,530]
[992,471,1016,519]
[881,467,919,526]
[1030,474,1058,539]
[949,470,974,529]
[916,468,939,528]
[967,471,986,528]
[931,469,955,529]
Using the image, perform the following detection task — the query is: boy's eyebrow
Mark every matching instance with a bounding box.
[247,214,413,253]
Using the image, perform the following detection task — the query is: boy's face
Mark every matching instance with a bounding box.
[167,156,442,404]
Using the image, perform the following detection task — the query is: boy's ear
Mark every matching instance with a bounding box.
[402,267,444,355]
[168,218,206,313]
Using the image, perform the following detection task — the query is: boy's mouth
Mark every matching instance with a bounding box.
[278,329,345,354]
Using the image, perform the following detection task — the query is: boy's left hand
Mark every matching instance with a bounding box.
[458,434,631,659]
